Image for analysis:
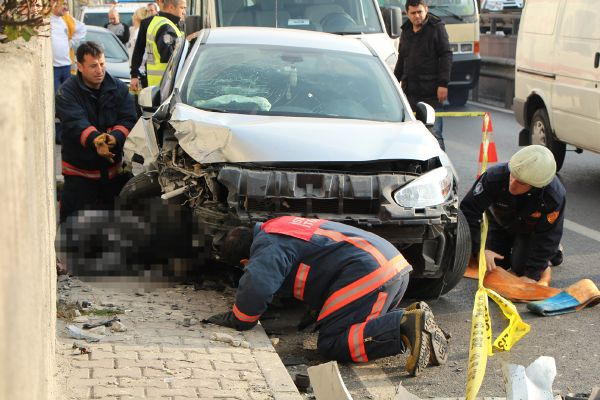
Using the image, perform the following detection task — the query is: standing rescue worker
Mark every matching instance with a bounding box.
[129,0,185,90]
[55,41,137,223]
[205,216,449,377]
[393,0,452,150]
[460,145,566,286]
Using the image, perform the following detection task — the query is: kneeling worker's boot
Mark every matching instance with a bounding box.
[405,302,450,366]
[400,309,431,377]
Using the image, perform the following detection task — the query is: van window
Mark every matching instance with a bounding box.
[522,0,559,36]
[560,0,600,40]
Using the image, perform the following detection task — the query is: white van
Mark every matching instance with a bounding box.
[514,0,600,171]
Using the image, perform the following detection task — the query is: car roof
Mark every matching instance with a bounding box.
[81,3,144,12]
[202,27,375,56]
[85,25,114,33]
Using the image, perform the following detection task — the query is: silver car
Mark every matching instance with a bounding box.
[123,27,470,298]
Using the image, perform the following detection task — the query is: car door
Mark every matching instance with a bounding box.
[551,0,600,152]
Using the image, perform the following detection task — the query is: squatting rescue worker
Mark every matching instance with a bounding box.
[393,0,452,150]
[55,41,137,223]
[460,145,566,286]
[129,0,185,91]
[205,216,449,377]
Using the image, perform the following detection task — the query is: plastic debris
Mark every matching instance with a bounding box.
[66,325,103,342]
[502,356,556,400]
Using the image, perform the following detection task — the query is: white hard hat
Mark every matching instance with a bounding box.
[508,145,556,188]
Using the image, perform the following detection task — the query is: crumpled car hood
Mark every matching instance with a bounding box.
[169,103,446,164]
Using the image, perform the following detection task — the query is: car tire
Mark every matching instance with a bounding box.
[118,171,162,207]
[405,210,471,299]
[530,108,566,171]
[448,88,469,107]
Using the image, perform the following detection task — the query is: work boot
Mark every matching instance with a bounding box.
[400,309,431,377]
[405,302,450,366]
[550,244,564,267]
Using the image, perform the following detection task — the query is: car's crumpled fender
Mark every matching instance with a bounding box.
[123,117,160,167]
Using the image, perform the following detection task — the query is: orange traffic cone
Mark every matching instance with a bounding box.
[477,112,498,177]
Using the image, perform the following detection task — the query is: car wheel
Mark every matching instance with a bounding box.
[405,210,471,299]
[118,171,162,207]
[530,108,566,171]
[448,88,469,107]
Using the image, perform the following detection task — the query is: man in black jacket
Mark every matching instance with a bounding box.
[394,0,452,150]
[56,41,137,223]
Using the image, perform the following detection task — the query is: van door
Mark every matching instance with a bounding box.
[551,0,600,152]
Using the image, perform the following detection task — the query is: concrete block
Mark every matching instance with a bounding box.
[93,367,142,379]
[147,387,198,397]
[92,385,145,398]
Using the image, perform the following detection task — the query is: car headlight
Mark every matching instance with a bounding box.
[393,167,453,208]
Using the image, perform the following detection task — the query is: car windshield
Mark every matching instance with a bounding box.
[218,0,383,34]
[85,30,128,62]
[83,11,134,27]
[181,44,404,122]
[383,0,475,17]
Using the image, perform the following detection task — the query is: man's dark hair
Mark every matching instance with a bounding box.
[405,0,427,11]
[76,41,104,63]
[221,226,253,266]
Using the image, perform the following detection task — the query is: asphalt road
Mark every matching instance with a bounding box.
[265,102,600,399]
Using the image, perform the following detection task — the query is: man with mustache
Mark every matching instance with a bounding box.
[55,41,137,223]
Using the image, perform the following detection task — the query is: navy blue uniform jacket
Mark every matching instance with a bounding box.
[230,217,412,330]
[460,163,566,272]
[56,72,136,177]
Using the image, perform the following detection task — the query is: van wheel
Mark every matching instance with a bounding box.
[530,108,566,171]
[448,88,469,106]
[405,210,471,299]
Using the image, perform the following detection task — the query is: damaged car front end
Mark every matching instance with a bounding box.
[123,27,470,297]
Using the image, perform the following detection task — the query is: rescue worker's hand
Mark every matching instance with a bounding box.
[104,133,117,148]
[437,86,448,104]
[484,249,504,272]
[93,133,115,163]
[203,312,238,329]
[130,77,140,92]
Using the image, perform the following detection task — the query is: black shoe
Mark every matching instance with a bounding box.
[400,309,431,377]
[550,244,563,267]
[405,301,450,366]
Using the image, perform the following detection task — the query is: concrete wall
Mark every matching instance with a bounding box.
[0,36,56,399]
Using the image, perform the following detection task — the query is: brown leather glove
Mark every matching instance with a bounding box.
[93,133,116,163]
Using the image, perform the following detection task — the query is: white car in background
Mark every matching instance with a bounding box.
[122,27,471,298]
[79,2,147,27]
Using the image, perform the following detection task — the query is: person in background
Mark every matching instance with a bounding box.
[147,2,159,15]
[393,0,452,150]
[55,41,137,223]
[51,0,86,144]
[460,145,566,286]
[129,0,185,91]
[104,8,130,44]
[127,7,150,60]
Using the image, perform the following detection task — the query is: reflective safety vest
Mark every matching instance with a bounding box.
[145,16,182,86]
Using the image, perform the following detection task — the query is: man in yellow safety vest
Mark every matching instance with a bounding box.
[140,0,186,88]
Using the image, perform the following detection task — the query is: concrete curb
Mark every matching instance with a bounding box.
[245,325,304,400]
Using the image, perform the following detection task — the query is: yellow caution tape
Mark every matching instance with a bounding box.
[465,113,531,400]
[435,111,487,117]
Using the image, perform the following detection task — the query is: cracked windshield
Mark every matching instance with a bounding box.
[218,0,383,34]
[181,44,404,121]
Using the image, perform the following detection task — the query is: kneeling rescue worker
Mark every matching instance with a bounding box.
[460,145,566,286]
[205,216,449,376]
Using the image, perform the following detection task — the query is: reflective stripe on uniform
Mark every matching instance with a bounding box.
[145,16,182,86]
[232,304,260,323]
[317,253,409,321]
[293,263,310,300]
[80,126,97,147]
[366,292,388,322]
[110,124,130,137]
[62,160,122,180]
[348,322,368,362]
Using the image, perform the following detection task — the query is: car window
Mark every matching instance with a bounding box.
[181,44,404,122]
[382,0,475,17]
[85,30,129,62]
[159,38,186,103]
[83,11,134,27]
[218,0,383,34]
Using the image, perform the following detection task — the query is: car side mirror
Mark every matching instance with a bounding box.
[138,86,160,110]
[415,102,435,127]
[380,6,403,39]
